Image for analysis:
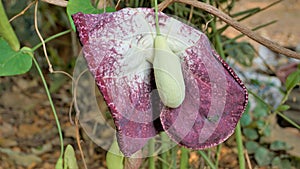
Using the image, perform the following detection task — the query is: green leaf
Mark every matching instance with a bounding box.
[262,124,271,136]
[272,157,292,169]
[276,104,290,112]
[281,159,292,169]
[271,157,282,168]
[255,119,265,129]
[254,147,274,166]
[245,141,260,154]
[270,140,291,151]
[285,69,300,91]
[0,38,32,76]
[67,0,116,31]
[64,145,78,169]
[243,128,258,140]
[55,157,63,169]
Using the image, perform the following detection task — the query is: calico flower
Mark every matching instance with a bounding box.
[72,8,248,156]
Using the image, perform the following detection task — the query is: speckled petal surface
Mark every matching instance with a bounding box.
[160,34,248,149]
[72,8,248,156]
[72,9,161,156]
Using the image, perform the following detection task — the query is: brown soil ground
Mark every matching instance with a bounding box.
[223,0,300,48]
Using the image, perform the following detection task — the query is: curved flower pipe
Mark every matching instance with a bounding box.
[72,8,248,156]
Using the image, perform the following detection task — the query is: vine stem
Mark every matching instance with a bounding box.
[215,144,222,168]
[148,138,155,169]
[276,111,300,130]
[198,150,216,169]
[179,147,189,169]
[32,56,64,167]
[158,0,300,60]
[235,121,246,169]
[31,29,71,51]
[160,132,169,169]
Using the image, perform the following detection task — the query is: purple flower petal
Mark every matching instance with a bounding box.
[72,8,248,156]
[161,35,248,149]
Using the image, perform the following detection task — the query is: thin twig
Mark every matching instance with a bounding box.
[68,98,75,125]
[75,117,88,169]
[41,0,68,7]
[158,0,174,11]
[34,1,75,80]
[244,149,253,169]
[159,0,300,60]
[34,0,53,72]
[115,0,121,9]
[9,0,36,22]
[188,6,194,23]
[72,68,92,169]
[97,0,106,11]
[72,67,89,168]
[203,17,213,32]
[73,68,89,119]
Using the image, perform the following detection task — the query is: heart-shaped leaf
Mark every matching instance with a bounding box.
[0,37,32,76]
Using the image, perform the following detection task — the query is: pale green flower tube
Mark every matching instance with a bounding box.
[153,35,185,108]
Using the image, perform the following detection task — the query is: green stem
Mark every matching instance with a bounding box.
[31,29,71,51]
[275,111,300,130]
[32,56,64,167]
[171,146,178,169]
[161,132,169,169]
[149,138,155,169]
[215,144,222,168]
[235,121,246,169]
[134,0,139,7]
[139,0,144,7]
[179,147,189,169]
[198,150,216,169]
[250,91,299,130]
[0,0,20,51]
[209,15,225,59]
[248,90,272,110]
[154,0,161,35]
